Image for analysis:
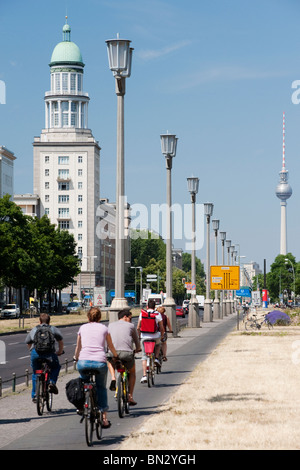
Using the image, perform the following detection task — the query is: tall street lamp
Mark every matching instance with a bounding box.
[160,132,178,336]
[84,255,97,306]
[106,35,133,321]
[230,245,235,313]
[285,258,295,303]
[203,202,214,322]
[212,219,220,319]
[225,239,231,315]
[219,231,226,317]
[187,176,200,328]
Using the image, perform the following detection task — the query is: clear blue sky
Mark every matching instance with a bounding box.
[1,0,300,273]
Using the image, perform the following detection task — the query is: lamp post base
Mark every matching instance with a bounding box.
[203,299,212,322]
[188,299,200,328]
[109,297,130,322]
[163,297,177,336]
[213,299,220,320]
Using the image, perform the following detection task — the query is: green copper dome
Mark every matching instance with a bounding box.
[50,20,84,67]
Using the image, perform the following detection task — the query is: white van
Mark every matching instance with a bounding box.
[147,293,164,306]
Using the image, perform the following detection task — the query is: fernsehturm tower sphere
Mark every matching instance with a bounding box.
[275,112,292,255]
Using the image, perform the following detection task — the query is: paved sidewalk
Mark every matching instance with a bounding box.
[0,314,237,449]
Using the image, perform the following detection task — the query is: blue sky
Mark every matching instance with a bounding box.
[1,0,300,272]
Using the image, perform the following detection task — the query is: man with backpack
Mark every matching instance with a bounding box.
[137,299,165,384]
[25,313,64,402]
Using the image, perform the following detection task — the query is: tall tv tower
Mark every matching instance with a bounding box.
[275,112,292,255]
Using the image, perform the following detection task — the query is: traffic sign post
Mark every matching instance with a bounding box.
[210,266,240,290]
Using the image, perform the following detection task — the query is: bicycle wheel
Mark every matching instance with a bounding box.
[151,359,155,386]
[147,356,152,388]
[46,386,53,412]
[124,375,130,415]
[84,391,94,447]
[36,376,45,416]
[117,374,125,418]
[245,321,257,331]
[266,320,274,330]
[95,410,102,440]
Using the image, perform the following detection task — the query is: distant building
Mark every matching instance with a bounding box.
[0,146,16,197]
[242,262,262,286]
[13,194,40,218]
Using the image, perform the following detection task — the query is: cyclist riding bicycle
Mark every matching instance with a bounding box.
[107,309,141,406]
[25,313,64,402]
[137,299,165,384]
[157,306,172,361]
[74,307,118,429]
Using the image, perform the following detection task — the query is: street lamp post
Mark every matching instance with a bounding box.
[225,240,231,315]
[203,202,214,322]
[160,132,178,336]
[84,255,97,306]
[219,231,226,317]
[106,35,133,321]
[130,266,142,304]
[78,253,82,304]
[285,258,295,304]
[230,245,235,313]
[187,176,200,328]
[212,219,220,319]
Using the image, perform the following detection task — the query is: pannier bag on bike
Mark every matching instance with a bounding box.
[34,325,55,355]
[140,309,158,334]
[65,377,85,409]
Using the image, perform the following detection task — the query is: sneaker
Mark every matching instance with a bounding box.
[48,383,58,394]
[154,358,161,365]
[140,375,147,384]
[32,396,37,403]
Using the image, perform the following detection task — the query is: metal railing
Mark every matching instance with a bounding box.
[0,357,76,398]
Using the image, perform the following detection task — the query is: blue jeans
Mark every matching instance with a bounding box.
[77,360,108,412]
[30,348,61,399]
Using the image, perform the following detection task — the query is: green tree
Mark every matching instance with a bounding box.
[267,254,296,302]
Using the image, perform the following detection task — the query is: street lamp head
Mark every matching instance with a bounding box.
[187,177,199,195]
[230,245,235,253]
[212,219,220,231]
[225,239,231,248]
[204,202,214,217]
[160,133,177,157]
[106,36,133,78]
[219,231,226,241]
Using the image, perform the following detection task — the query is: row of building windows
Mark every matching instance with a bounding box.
[44,194,83,202]
[51,72,83,94]
[56,219,84,229]
[45,181,83,190]
[45,155,83,164]
[45,169,83,177]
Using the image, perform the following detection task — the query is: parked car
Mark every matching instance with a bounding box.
[0,304,20,319]
[176,306,185,318]
[66,301,82,314]
[182,299,190,314]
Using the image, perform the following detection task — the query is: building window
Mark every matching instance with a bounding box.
[71,73,76,92]
[59,221,70,230]
[78,155,83,163]
[45,195,49,202]
[78,246,83,255]
[77,74,82,92]
[55,74,60,92]
[58,169,69,180]
[58,181,69,190]
[78,195,83,202]
[58,156,69,165]
[58,195,69,203]
[45,208,49,215]
[78,208,83,215]
[62,101,69,127]
[45,169,49,176]
[78,169,83,177]
[45,182,49,189]
[58,207,69,218]
[78,220,83,228]
[45,156,49,163]
[78,234,83,241]
[62,73,68,92]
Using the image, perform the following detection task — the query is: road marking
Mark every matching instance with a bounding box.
[18,355,30,360]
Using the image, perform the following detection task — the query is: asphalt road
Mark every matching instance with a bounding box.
[1,315,237,450]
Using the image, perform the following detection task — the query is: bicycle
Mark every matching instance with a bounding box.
[115,360,130,418]
[35,358,54,416]
[144,340,156,387]
[80,369,103,447]
[244,314,273,331]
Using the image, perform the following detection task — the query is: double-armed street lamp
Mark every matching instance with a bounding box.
[212,219,220,319]
[160,132,178,336]
[203,202,214,322]
[187,176,200,328]
[225,239,231,314]
[106,35,133,321]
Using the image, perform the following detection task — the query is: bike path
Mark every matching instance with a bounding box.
[0,315,237,450]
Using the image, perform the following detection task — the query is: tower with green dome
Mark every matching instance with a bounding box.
[33,19,102,293]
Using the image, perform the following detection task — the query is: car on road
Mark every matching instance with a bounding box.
[66,301,82,314]
[176,306,185,318]
[0,304,20,319]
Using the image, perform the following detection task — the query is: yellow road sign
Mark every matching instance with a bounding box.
[210,266,240,290]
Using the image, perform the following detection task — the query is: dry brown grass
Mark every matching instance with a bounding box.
[118,322,300,450]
